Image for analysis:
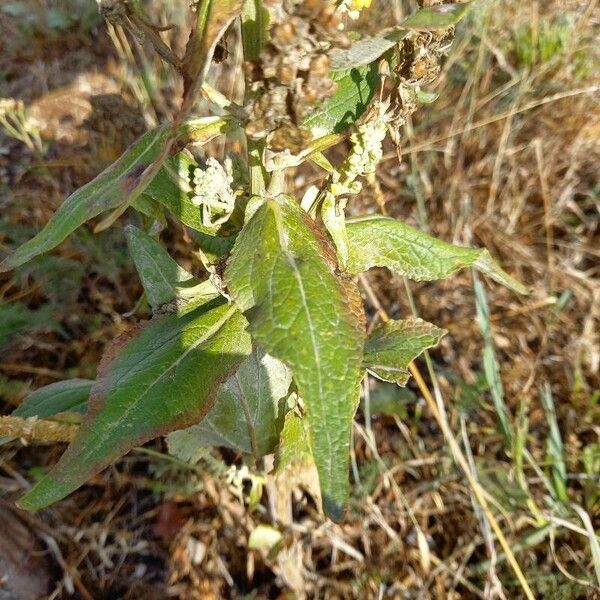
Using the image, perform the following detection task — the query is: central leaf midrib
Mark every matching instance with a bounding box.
[269,201,333,479]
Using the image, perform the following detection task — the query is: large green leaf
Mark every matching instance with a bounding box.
[0,124,170,272]
[125,225,213,310]
[18,298,251,511]
[346,215,528,294]
[13,379,92,419]
[364,318,446,386]
[0,117,234,272]
[303,63,380,136]
[167,347,291,458]
[225,195,365,520]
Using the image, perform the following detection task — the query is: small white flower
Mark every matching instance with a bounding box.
[191,157,236,228]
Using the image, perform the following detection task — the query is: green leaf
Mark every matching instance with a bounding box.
[125,225,214,310]
[241,0,270,61]
[303,64,380,136]
[329,36,400,71]
[189,229,236,263]
[328,3,472,71]
[540,383,568,504]
[0,117,235,272]
[167,347,291,458]
[13,379,92,419]
[364,318,446,386]
[0,124,172,272]
[399,2,473,31]
[345,215,529,294]
[145,150,224,236]
[0,379,92,447]
[225,195,365,520]
[275,407,313,473]
[18,298,251,511]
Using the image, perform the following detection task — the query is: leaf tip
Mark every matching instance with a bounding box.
[323,495,344,522]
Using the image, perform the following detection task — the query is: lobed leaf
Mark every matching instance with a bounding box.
[345,215,529,294]
[18,297,251,511]
[167,347,291,458]
[303,64,380,135]
[364,318,446,386]
[125,225,211,310]
[225,195,365,520]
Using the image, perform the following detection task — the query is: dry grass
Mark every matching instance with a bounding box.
[0,0,599,598]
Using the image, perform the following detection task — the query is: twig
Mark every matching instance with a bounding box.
[0,416,77,443]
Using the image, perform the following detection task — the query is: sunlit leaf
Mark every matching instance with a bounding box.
[328,3,472,70]
[400,2,472,31]
[346,215,529,294]
[225,195,365,520]
[364,318,446,385]
[167,347,291,458]
[0,116,235,272]
[18,297,251,511]
[303,63,380,135]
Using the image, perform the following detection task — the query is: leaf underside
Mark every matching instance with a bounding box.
[364,318,446,386]
[167,347,292,458]
[225,195,365,520]
[18,297,251,511]
[345,215,528,294]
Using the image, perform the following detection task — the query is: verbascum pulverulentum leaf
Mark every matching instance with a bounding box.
[345,215,529,294]
[125,225,216,311]
[167,347,292,459]
[224,195,365,520]
[18,296,251,511]
[364,318,446,386]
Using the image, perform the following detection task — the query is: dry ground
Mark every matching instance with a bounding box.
[0,1,599,598]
